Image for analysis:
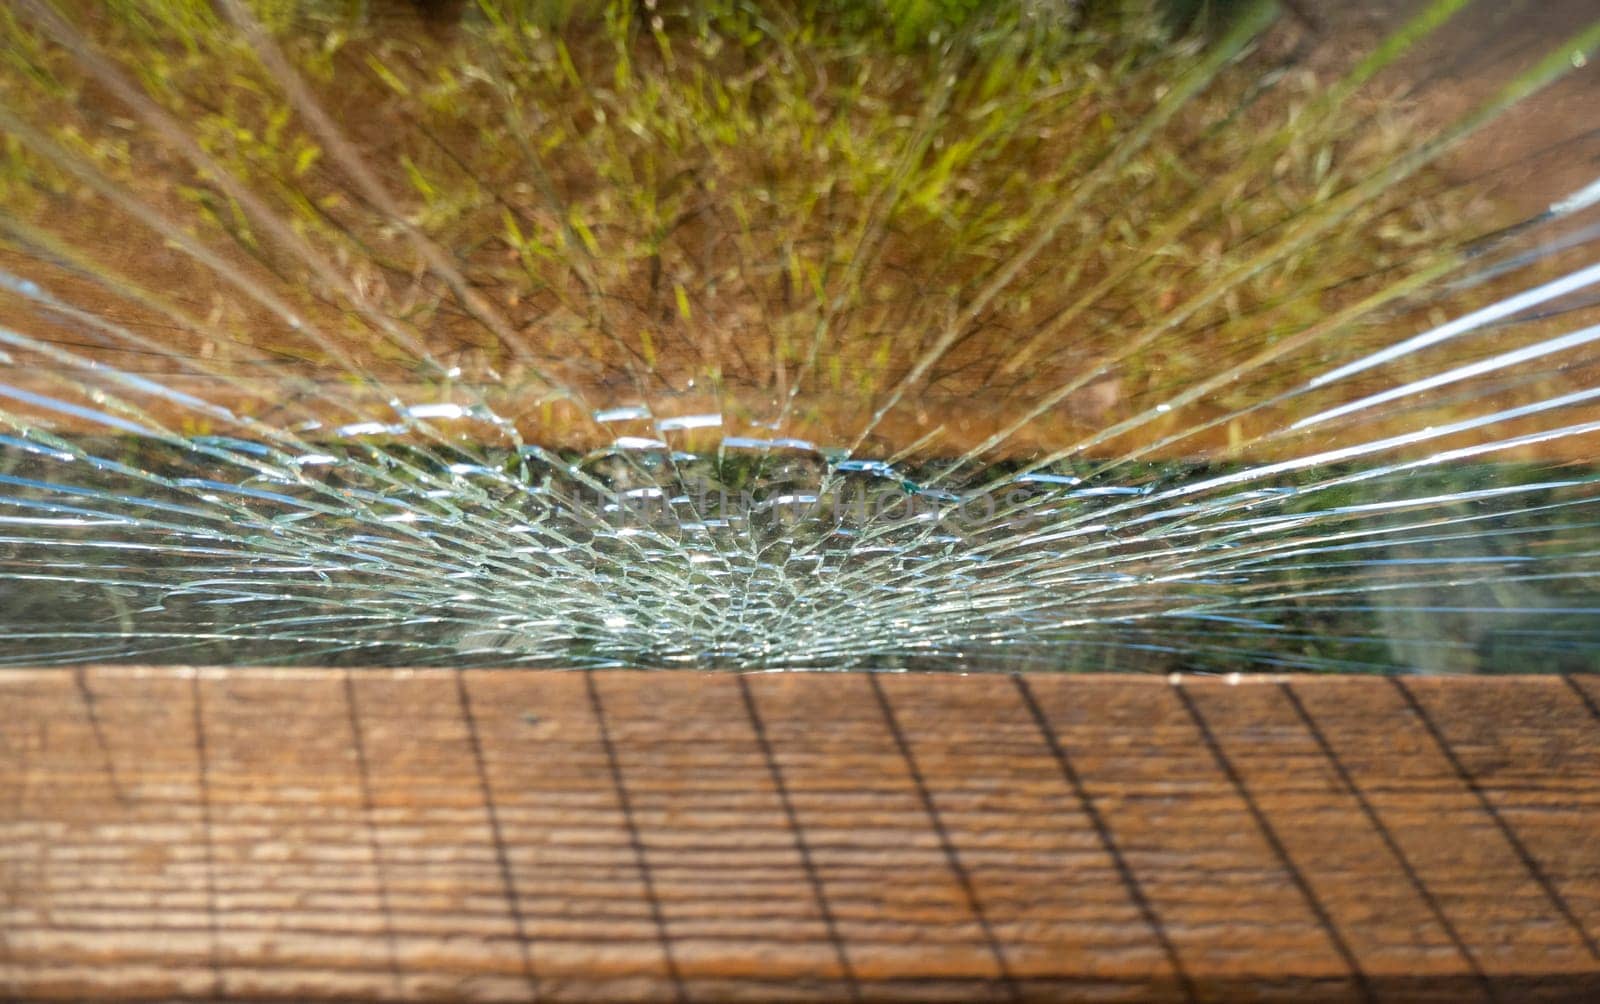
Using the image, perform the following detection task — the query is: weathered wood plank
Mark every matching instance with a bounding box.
[2,669,1599,1001]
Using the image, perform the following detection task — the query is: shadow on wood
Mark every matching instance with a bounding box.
[2,668,1599,1000]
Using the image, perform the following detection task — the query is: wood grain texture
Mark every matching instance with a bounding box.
[2,669,1599,1002]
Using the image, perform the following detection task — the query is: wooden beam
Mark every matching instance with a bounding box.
[3,669,1599,1001]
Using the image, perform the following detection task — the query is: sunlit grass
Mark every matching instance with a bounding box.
[0,0,1536,460]
[2,1,1599,672]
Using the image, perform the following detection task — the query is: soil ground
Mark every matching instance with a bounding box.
[2,0,1598,462]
